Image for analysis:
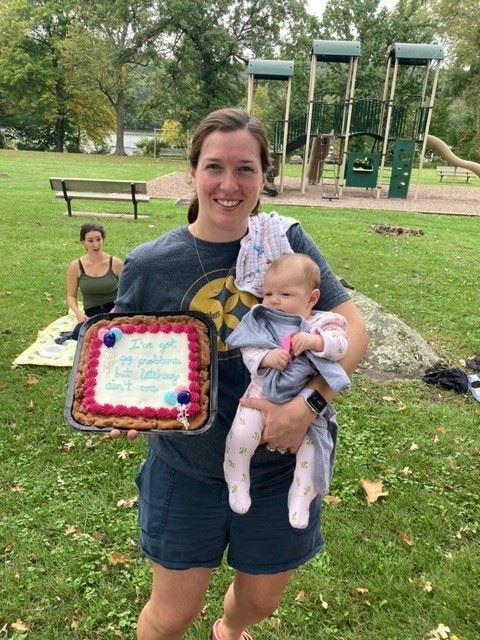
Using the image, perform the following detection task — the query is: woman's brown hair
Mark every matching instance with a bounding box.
[187,108,271,223]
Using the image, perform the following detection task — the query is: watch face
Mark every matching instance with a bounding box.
[307,391,328,414]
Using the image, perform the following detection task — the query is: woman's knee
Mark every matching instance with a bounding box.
[234,587,283,620]
[138,598,202,638]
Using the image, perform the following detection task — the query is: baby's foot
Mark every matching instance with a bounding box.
[228,483,251,514]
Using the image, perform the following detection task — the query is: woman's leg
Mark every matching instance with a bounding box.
[217,570,294,640]
[137,562,213,640]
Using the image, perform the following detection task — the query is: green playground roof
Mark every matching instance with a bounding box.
[388,43,444,65]
[246,59,294,80]
[311,40,361,62]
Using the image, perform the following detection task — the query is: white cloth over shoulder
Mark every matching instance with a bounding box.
[235,212,297,296]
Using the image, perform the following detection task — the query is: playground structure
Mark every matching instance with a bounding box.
[246,41,480,201]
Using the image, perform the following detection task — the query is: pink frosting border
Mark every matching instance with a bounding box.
[83,323,202,419]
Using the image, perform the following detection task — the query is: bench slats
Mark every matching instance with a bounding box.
[49,177,150,219]
[54,191,150,202]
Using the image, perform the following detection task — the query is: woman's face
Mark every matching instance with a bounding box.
[190,129,265,240]
[83,231,104,252]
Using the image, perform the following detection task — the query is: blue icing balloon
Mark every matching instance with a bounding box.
[111,327,123,341]
[177,390,191,405]
[103,332,116,348]
[164,391,177,407]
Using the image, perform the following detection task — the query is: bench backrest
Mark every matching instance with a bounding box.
[436,166,470,173]
[49,177,148,194]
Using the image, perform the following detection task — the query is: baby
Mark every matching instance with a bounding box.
[225,253,350,528]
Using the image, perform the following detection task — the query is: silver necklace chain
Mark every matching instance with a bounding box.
[193,234,211,283]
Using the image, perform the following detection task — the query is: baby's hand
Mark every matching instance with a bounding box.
[261,348,290,370]
[291,332,323,356]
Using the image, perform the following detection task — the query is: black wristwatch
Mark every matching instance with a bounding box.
[298,388,328,416]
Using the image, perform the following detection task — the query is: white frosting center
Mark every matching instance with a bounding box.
[95,331,190,408]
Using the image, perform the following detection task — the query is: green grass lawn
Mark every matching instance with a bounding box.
[0,150,479,640]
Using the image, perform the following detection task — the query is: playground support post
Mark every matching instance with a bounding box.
[246,75,254,114]
[377,55,399,199]
[301,55,318,194]
[337,56,358,198]
[413,61,441,199]
[278,77,292,194]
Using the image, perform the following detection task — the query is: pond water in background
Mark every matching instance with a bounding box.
[85,130,155,155]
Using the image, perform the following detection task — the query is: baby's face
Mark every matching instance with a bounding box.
[262,268,316,318]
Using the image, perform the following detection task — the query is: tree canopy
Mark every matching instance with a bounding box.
[0,0,479,160]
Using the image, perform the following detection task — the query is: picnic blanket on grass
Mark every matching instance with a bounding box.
[12,313,77,368]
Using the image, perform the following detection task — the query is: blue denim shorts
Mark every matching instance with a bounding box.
[135,450,324,575]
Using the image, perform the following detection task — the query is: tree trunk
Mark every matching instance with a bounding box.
[54,115,65,152]
[54,78,66,152]
[113,85,127,156]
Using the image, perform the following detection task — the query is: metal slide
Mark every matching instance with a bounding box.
[426,134,480,178]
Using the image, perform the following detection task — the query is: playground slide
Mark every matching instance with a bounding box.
[426,134,480,178]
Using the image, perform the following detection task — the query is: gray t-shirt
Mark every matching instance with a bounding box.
[115,222,349,485]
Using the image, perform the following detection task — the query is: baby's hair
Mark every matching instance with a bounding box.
[267,253,321,290]
[80,223,105,241]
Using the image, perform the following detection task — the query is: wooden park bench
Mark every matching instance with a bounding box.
[49,177,150,220]
[436,166,475,183]
[156,147,186,158]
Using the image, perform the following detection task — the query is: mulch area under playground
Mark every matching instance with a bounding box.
[148,172,480,217]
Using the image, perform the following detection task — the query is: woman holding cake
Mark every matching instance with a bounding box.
[113,108,368,640]
[65,223,123,341]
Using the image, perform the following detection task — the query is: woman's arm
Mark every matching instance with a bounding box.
[112,256,124,278]
[240,298,369,452]
[66,260,86,323]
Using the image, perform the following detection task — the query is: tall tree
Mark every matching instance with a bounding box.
[71,0,166,154]
[139,0,315,131]
[430,0,480,158]
[0,0,74,151]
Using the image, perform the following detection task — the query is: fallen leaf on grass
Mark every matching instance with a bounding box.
[355,587,371,605]
[116,496,138,509]
[117,449,129,460]
[423,581,433,593]
[424,624,451,639]
[43,292,53,302]
[108,551,129,566]
[11,619,29,633]
[24,374,38,386]
[64,525,77,538]
[400,532,414,547]
[323,494,341,506]
[409,442,419,451]
[359,479,389,505]
[266,617,282,630]
[10,484,25,493]
[294,590,307,603]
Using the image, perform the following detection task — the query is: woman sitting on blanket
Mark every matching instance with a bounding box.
[58,223,123,342]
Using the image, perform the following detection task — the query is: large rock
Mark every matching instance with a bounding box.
[350,290,441,381]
